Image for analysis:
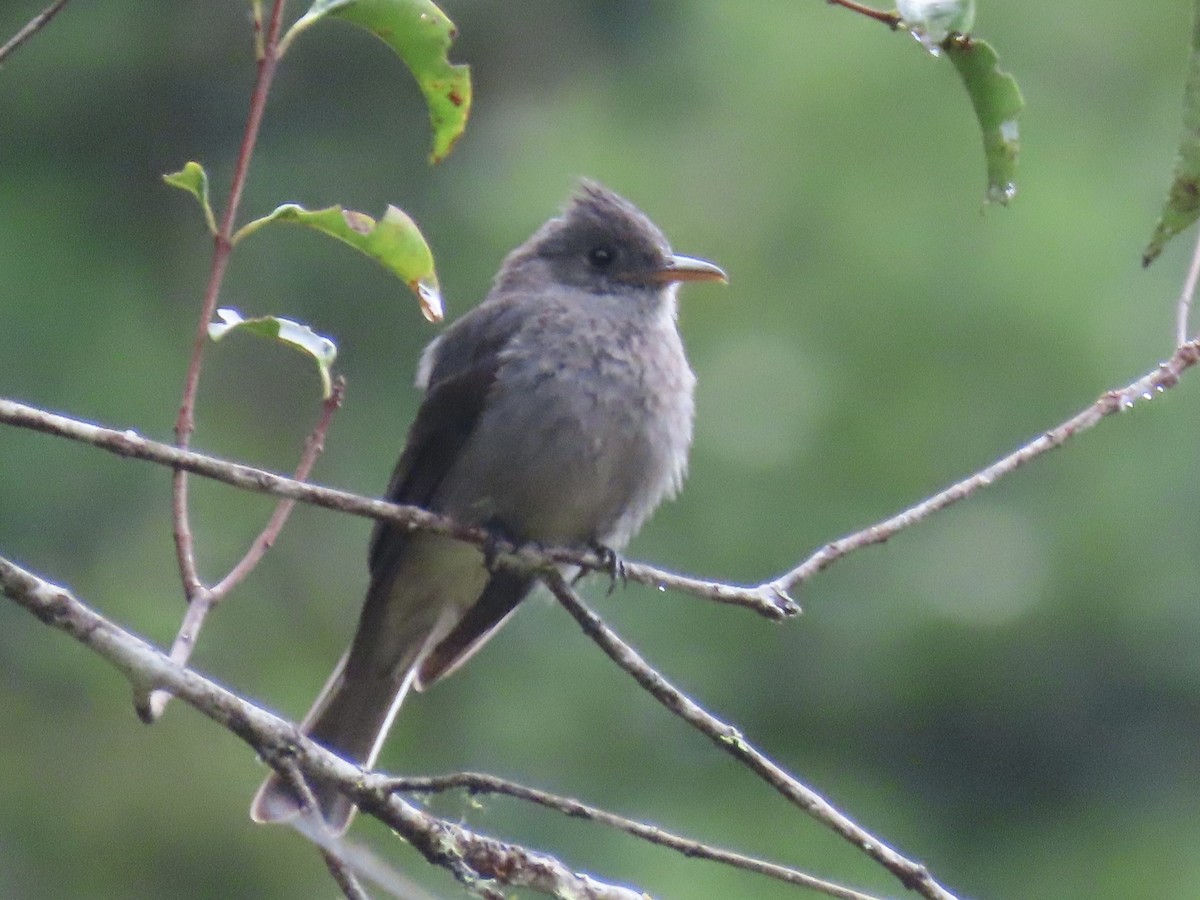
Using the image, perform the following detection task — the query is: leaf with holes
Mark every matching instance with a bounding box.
[945,36,1023,206]
[235,202,443,322]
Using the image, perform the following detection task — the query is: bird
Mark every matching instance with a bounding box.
[251,181,727,832]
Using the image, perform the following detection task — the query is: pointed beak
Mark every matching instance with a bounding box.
[639,254,728,286]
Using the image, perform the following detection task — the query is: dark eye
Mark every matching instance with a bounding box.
[587,245,616,270]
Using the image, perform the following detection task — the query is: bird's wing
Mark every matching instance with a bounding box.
[367,299,523,578]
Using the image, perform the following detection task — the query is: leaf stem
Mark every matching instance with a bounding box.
[825,0,902,28]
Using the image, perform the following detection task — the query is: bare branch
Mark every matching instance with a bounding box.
[140,377,346,722]
[1176,229,1200,346]
[0,396,792,617]
[390,773,885,900]
[540,572,958,900]
[0,554,646,900]
[768,338,1200,596]
[0,0,72,67]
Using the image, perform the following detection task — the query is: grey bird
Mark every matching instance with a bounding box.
[251,182,726,831]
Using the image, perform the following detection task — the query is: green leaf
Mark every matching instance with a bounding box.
[208,308,338,398]
[234,202,444,322]
[945,36,1024,206]
[1144,0,1200,266]
[163,161,217,234]
[283,0,471,163]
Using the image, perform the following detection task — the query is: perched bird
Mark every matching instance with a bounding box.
[251,182,726,831]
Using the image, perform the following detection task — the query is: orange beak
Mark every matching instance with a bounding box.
[640,254,728,286]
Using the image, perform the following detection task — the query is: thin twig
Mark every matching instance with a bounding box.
[825,0,902,28]
[768,338,1200,596]
[211,376,346,601]
[172,0,289,602]
[140,378,346,722]
[1176,228,1200,346]
[0,555,643,900]
[322,849,374,900]
[542,571,957,900]
[390,773,884,900]
[0,0,72,67]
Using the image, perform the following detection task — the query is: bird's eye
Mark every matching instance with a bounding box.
[587,245,616,270]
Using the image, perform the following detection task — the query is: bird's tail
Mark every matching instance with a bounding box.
[250,651,416,834]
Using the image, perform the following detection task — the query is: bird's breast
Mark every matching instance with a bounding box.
[435,305,695,548]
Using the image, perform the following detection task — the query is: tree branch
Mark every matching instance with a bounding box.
[0,0,72,67]
[7,339,1200,619]
[0,396,793,618]
[389,772,885,900]
[770,337,1200,596]
[541,571,958,900]
[0,554,646,900]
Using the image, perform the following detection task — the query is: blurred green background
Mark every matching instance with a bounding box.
[3,1,1200,897]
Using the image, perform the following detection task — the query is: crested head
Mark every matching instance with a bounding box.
[492,181,676,299]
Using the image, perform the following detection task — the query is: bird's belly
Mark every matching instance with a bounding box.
[436,367,690,547]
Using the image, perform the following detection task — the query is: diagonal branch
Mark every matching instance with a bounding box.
[768,338,1200,595]
[541,571,958,900]
[389,772,885,900]
[0,0,72,67]
[0,554,645,900]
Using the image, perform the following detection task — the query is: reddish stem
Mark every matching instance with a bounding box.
[172,0,288,602]
[826,0,902,28]
[210,377,345,601]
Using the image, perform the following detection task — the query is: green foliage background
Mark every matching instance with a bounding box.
[2,2,1199,897]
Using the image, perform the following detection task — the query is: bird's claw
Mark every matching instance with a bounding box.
[590,543,628,595]
[481,522,517,573]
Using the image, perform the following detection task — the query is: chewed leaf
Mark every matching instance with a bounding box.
[945,36,1023,206]
[209,308,338,398]
[285,0,471,163]
[235,202,444,322]
[1144,4,1200,266]
[163,161,217,234]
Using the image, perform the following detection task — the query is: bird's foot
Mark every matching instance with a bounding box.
[481,521,520,573]
[585,543,628,595]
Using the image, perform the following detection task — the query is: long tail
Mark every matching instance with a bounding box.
[250,651,417,833]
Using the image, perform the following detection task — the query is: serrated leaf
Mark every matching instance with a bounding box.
[208,308,338,398]
[235,202,443,322]
[284,0,471,163]
[945,36,1023,206]
[163,161,217,233]
[1144,0,1200,266]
